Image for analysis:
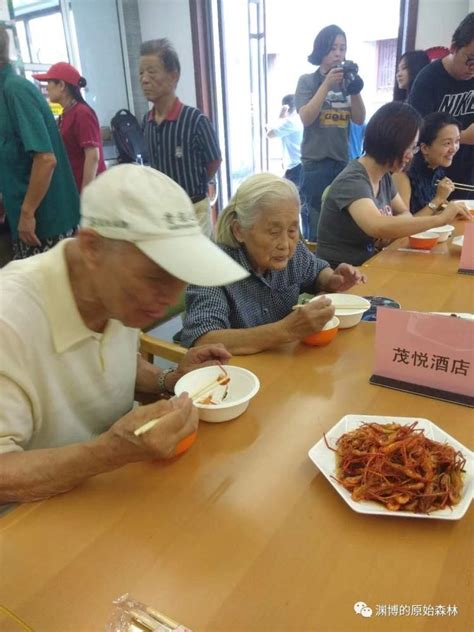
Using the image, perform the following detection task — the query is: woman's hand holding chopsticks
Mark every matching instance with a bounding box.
[435,176,455,201]
[284,296,335,341]
[435,178,474,193]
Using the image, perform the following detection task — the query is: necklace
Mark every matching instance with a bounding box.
[61,98,77,114]
[58,99,77,129]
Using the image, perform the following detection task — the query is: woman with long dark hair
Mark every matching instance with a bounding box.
[33,62,106,191]
[317,102,470,269]
[394,50,430,101]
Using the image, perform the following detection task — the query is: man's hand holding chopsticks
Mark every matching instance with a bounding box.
[106,393,199,461]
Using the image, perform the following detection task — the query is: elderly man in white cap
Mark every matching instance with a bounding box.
[0,165,248,503]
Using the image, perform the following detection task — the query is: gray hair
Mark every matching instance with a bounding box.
[216,173,300,247]
[0,25,9,66]
[140,38,181,76]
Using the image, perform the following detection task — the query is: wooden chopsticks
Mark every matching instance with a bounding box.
[134,367,230,437]
[189,373,230,402]
[134,416,163,436]
[292,303,366,311]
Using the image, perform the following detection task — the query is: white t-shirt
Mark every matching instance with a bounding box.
[0,240,139,453]
[271,113,303,170]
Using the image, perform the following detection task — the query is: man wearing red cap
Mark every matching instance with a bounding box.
[0,26,79,259]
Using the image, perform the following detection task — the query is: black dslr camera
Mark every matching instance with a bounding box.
[338,60,364,96]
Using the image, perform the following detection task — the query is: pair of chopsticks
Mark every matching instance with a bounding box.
[134,367,230,437]
[436,180,474,192]
[397,247,431,254]
[292,302,365,311]
[189,371,230,402]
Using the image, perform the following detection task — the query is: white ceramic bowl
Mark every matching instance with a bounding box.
[457,199,474,211]
[425,224,455,242]
[311,293,371,329]
[174,365,260,423]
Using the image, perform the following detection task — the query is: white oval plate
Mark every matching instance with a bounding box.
[308,414,473,520]
[452,236,464,249]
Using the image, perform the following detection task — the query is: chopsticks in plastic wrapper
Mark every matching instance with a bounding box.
[105,594,193,632]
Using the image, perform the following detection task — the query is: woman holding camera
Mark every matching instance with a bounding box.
[295,25,365,241]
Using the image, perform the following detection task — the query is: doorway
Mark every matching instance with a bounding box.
[204,0,410,204]
[210,0,267,203]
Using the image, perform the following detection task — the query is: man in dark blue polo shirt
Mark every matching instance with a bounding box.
[139,38,221,236]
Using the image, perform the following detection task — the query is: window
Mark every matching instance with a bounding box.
[376,38,398,90]
[25,11,68,63]
[11,0,70,76]
[15,20,30,62]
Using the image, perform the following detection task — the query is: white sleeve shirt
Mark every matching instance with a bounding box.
[0,241,139,453]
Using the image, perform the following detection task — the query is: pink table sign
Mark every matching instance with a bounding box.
[370,307,474,406]
[459,222,474,274]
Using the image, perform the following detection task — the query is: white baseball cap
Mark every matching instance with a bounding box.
[80,164,249,286]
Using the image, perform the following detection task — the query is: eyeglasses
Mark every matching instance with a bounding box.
[405,144,420,156]
[460,51,474,68]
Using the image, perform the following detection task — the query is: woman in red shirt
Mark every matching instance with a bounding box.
[33,62,106,192]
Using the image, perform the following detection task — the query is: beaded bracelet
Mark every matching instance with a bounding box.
[158,368,175,394]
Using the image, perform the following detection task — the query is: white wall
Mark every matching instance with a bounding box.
[71,0,129,126]
[137,0,196,108]
[415,0,470,49]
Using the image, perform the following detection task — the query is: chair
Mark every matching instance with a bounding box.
[139,332,187,364]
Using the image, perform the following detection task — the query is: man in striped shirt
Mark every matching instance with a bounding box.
[140,38,222,236]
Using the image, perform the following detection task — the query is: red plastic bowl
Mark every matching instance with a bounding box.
[172,431,197,457]
[408,232,439,249]
[302,316,340,347]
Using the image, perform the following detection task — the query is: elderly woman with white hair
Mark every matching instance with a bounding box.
[180,173,366,355]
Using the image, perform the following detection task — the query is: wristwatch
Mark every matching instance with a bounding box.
[158,368,175,394]
[428,201,447,213]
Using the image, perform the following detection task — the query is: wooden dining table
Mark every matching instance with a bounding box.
[1,232,473,632]
[362,218,469,276]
